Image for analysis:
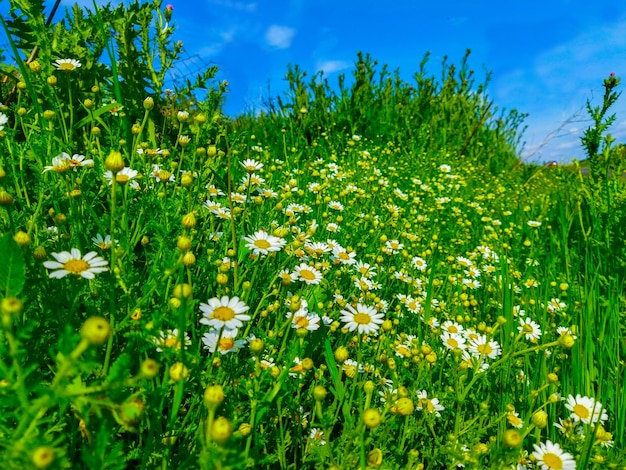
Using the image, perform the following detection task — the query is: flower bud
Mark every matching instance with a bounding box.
[204,384,225,410]
[80,316,111,346]
[169,362,189,382]
[362,408,382,429]
[211,416,232,443]
[531,410,548,429]
[105,150,125,173]
[143,96,154,110]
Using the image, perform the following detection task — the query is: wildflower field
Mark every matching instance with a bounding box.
[1,1,625,469]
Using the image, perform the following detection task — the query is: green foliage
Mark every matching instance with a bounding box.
[0,234,25,296]
[0,1,624,469]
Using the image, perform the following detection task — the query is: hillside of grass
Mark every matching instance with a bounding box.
[0,2,624,469]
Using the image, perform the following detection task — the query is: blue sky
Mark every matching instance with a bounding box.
[20,1,626,162]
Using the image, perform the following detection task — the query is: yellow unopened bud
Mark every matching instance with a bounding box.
[181,173,193,187]
[182,251,196,266]
[140,358,159,379]
[558,334,575,349]
[395,397,414,416]
[238,422,251,436]
[204,384,225,410]
[382,319,393,331]
[173,283,192,299]
[503,429,522,448]
[80,316,111,346]
[182,212,196,228]
[211,416,233,443]
[216,273,228,285]
[177,235,192,251]
[105,150,125,173]
[313,385,327,401]
[13,230,31,247]
[169,362,189,382]
[207,145,217,157]
[84,98,94,109]
[0,189,14,206]
[362,408,382,429]
[47,76,57,86]
[31,446,55,468]
[28,60,42,73]
[302,357,314,370]
[1,297,23,316]
[33,246,47,259]
[364,380,375,394]
[334,346,349,363]
[367,448,383,467]
[531,410,548,429]
[143,97,154,110]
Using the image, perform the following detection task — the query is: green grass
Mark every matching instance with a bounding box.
[0,1,624,469]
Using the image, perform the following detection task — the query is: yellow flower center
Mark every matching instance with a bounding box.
[573,404,590,419]
[218,337,235,351]
[448,325,459,333]
[212,306,235,322]
[477,343,493,356]
[542,452,563,469]
[299,269,316,281]
[254,239,271,250]
[116,174,129,184]
[522,324,534,334]
[157,169,171,181]
[63,259,90,274]
[353,312,372,325]
[295,316,310,329]
[164,337,180,349]
[338,251,350,260]
[447,337,459,349]
[58,62,75,71]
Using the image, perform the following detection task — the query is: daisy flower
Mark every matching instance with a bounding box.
[468,334,501,359]
[507,410,524,429]
[92,234,114,250]
[53,58,81,71]
[527,220,542,228]
[291,310,321,331]
[518,317,542,342]
[43,248,109,279]
[243,230,286,256]
[308,428,326,446]
[153,329,191,352]
[293,263,323,285]
[531,440,576,470]
[104,167,139,188]
[333,246,356,265]
[440,332,467,351]
[199,296,250,330]
[565,394,607,425]
[339,303,384,335]
[202,328,247,355]
[416,390,445,417]
[411,256,428,271]
[43,153,71,173]
[67,153,94,168]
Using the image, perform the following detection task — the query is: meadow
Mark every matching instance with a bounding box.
[0,1,625,469]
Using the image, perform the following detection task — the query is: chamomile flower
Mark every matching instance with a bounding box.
[202,328,247,355]
[53,58,81,71]
[527,220,542,228]
[531,440,576,470]
[153,329,191,352]
[411,256,428,271]
[507,410,524,428]
[340,303,384,335]
[293,263,323,285]
[309,428,326,446]
[199,296,250,330]
[43,153,71,173]
[565,394,607,425]
[243,230,286,256]
[43,248,109,279]
[416,390,445,417]
[291,311,321,331]
[92,234,114,250]
[468,334,502,359]
[440,332,467,351]
[104,167,139,188]
[333,246,356,265]
[518,317,542,342]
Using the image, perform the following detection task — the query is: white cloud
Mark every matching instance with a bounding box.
[206,0,257,13]
[316,60,350,74]
[265,25,295,49]
[495,17,626,163]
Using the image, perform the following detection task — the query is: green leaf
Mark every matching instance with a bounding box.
[0,233,26,297]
